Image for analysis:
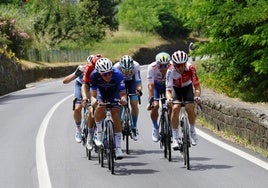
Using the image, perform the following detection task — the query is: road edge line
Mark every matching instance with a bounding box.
[197,128,268,171]
[36,95,72,188]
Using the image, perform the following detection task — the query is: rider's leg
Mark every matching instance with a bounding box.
[112,107,124,159]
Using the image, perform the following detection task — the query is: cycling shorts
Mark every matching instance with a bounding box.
[172,83,194,102]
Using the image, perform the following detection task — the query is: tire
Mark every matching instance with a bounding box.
[182,119,190,169]
[107,121,115,174]
[165,113,172,162]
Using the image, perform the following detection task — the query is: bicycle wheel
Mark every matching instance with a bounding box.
[164,112,172,162]
[159,114,167,158]
[182,119,190,169]
[122,106,132,154]
[107,120,115,174]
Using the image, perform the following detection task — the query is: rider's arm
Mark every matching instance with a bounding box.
[81,83,89,100]
[62,72,76,84]
[63,65,84,84]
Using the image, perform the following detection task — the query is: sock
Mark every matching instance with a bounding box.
[190,124,195,132]
[114,132,121,148]
[88,128,93,136]
[172,128,178,140]
[152,120,158,130]
[95,121,102,133]
[132,116,138,129]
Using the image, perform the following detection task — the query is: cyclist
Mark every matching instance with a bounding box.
[62,55,94,144]
[147,52,171,142]
[80,54,103,150]
[90,57,127,159]
[166,50,201,149]
[113,55,142,141]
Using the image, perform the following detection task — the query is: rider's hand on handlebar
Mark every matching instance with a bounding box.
[136,89,143,96]
[81,98,89,107]
[194,96,202,104]
[119,96,127,106]
[166,98,173,107]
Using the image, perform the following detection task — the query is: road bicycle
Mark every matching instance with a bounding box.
[97,101,118,175]
[121,90,141,154]
[158,96,172,162]
[173,100,196,170]
[81,103,97,160]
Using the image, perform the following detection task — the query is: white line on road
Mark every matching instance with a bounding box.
[197,128,268,171]
[36,95,72,188]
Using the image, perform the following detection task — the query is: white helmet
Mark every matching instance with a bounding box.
[155,52,170,65]
[86,54,94,64]
[95,58,113,73]
[120,55,134,70]
[172,50,188,64]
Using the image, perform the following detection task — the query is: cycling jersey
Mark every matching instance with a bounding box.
[114,61,141,100]
[147,61,169,89]
[147,61,170,99]
[166,62,200,89]
[113,61,141,82]
[90,67,125,103]
[82,63,95,84]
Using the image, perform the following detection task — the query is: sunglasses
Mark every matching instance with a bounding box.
[159,64,168,69]
[174,63,185,68]
[101,71,112,77]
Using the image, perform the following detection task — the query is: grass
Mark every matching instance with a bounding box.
[88,27,168,62]
[197,117,268,158]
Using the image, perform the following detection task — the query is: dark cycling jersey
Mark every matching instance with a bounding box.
[90,67,126,102]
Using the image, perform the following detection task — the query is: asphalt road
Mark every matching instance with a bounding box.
[0,66,268,188]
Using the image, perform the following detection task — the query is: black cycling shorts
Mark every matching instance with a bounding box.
[172,83,194,102]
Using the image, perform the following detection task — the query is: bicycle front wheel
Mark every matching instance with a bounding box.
[107,120,115,174]
[182,119,190,169]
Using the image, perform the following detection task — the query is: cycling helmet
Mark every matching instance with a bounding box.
[95,58,113,73]
[91,54,103,65]
[120,55,134,70]
[155,52,171,65]
[171,50,188,64]
[86,54,94,64]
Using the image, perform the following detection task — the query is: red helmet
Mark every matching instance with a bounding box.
[91,54,103,65]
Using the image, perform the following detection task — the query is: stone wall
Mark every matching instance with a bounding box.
[0,55,26,96]
[199,88,268,150]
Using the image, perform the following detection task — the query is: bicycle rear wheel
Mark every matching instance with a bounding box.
[164,113,172,162]
[122,107,131,154]
[159,114,166,157]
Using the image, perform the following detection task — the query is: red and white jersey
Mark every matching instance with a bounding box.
[166,62,200,89]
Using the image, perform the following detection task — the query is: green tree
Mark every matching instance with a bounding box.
[31,0,119,48]
[182,0,268,102]
[118,0,189,38]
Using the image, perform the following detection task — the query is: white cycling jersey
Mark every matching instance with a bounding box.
[147,61,168,86]
[113,61,141,81]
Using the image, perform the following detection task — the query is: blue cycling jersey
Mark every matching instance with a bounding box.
[90,67,126,102]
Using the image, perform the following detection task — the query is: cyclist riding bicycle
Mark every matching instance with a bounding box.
[166,50,201,149]
[90,57,127,159]
[114,55,143,141]
[62,55,94,144]
[81,54,103,150]
[147,52,171,142]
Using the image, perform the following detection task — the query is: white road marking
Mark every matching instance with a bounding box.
[36,95,72,188]
[197,128,268,171]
